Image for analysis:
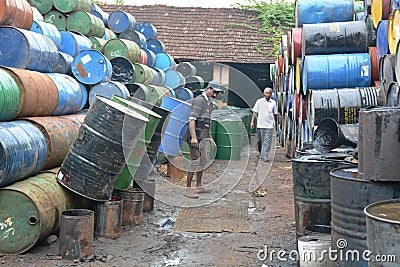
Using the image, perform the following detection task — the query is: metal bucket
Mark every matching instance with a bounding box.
[147,38,166,54]
[134,179,156,212]
[165,70,186,89]
[71,49,112,85]
[46,73,84,116]
[297,234,332,267]
[292,155,351,237]
[365,199,400,267]
[359,107,400,181]
[53,0,91,13]
[0,68,20,121]
[89,81,129,105]
[110,56,136,84]
[0,0,33,30]
[0,171,68,254]
[159,96,191,156]
[59,209,94,260]
[30,20,62,48]
[302,21,367,56]
[155,53,175,71]
[21,116,82,170]
[113,188,145,226]
[67,10,105,38]
[0,27,59,73]
[119,29,147,48]
[58,96,148,201]
[59,30,92,57]
[302,53,371,90]
[136,21,158,40]
[295,0,354,27]
[94,196,122,238]
[330,167,400,266]
[376,20,389,59]
[103,38,141,63]
[112,96,161,190]
[108,11,136,33]
[43,11,67,31]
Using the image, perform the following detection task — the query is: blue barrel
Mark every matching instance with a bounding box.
[89,81,130,105]
[302,53,371,90]
[165,86,176,98]
[46,73,84,115]
[0,27,59,73]
[0,121,48,188]
[165,70,186,89]
[30,20,62,48]
[376,20,389,59]
[143,48,156,67]
[152,68,166,86]
[295,0,354,27]
[158,96,191,156]
[174,87,194,101]
[71,49,112,85]
[155,53,174,71]
[79,83,88,110]
[108,11,136,33]
[53,51,73,74]
[136,21,158,40]
[119,29,147,49]
[102,28,117,40]
[91,3,109,27]
[147,38,166,54]
[59,31,92,57]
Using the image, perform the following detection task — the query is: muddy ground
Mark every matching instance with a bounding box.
[1,136,297,267]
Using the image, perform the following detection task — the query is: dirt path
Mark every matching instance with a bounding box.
[1,137,296,267]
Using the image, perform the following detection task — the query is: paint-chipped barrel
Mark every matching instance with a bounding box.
[2,67,58,117]
[133,179,156,212]
[102,28,116,40]
[103,38,141,63]
[0,121,48,188]
[152,68,166,86]
[94,196,122,238]
[185,76,205,92]
[0,0,33,30]
[53,51,73,74]
[108,11,136,33]
[58,96,148,201]
[380,54,396,94]
[133,63,153,84]
[21,116,83,170]
[43,11,67,31]
[89,81,129,105]
[110,56,136,84]
[147,38,166,54]
[29,0,53,15]
[136,21,158,40]
[126,83,162,106]
[59,209,94,260]
[0,27,59,73]
[87,36,107,52]
[67,11,105,38]
[59,31,92,57]
[376,20,389,58]
[113,188,145,226]
[143,48,156,67]
[0,171,69,255]
[71,49,112,85]
[155,53,175,71]
[366,15,377,47]
[371,0,391,28]
[306,89,339,129]
[30,20,61,48]
[0,68,20,121]
[91,3,109,27]
[174,88,194,101]
[119,29,147,49]
[176,62,197,78]
[330,167,400,265]
[165,70,186,89]
[53,0,91,13]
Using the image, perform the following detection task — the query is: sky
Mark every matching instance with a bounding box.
[101,0,251,8]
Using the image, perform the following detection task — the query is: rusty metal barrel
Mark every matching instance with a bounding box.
[0,171,68,255]
[20,115,83,170]
[0,121,48,188]
[94,196,122,238]
[134,179,156,212]
[58,96,148,201]
[0,0,33,30]
[113,188,145,226]
[59,209,94,260]
[330,167,400,266]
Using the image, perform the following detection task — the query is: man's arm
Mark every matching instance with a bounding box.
[188,119,198,147]
[250,112,257,129]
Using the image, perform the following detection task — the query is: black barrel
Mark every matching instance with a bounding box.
[110,56,136,84]
[307,89,339,129]
[330,167,400,266]
[176,62,197,78]
[119,29,147,49]
[386,82,399,107]
[292,155,353,237]
[337,88,361,124]
[302,21,367,56]
[380,54,397,94]
[58,96,148,201]
[365,15,377,47]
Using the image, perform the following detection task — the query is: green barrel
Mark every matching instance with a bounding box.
[53,0,92,13]
[67,11,105,38]
[28,0,53,14]
[0,68,21,121]
[112,96,161,190]
[133,63,153,84]
[148,85,170,102]
[88,36,107,52]
[0,171,69,254]
[215,114,242,160]
[103,38,140,63]
[236,108,253,143]
[43,11,67,31]
[126,83,162,106]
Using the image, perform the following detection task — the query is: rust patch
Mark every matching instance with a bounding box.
[76,62,87,78]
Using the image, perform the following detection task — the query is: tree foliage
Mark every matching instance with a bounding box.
[92,0,124,5]
[233,0,295,57]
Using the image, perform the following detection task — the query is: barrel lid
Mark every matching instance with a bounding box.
[365,199,400,224]
[72,49,111,85]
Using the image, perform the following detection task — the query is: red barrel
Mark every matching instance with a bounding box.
[0,0,33,30]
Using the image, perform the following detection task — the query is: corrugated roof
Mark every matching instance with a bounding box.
[100,4,274,63]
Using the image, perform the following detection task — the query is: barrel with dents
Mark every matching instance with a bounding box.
[147,38,166,54]
[59,31,92,57]
[136,21,158,40]
[0,171,69,255]
[58,96,148,201]
[125,83,162,106]
[89,81,130,105]
[108,11,136,33]
[30,20,62,48]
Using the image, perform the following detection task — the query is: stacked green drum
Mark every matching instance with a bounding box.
[215,113,242,160]
[0,68,20,121]
[112,96,161,190]
[67,11,105,38]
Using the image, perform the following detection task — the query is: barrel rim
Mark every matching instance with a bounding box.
[364,198,400,224]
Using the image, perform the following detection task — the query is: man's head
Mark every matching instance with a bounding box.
[205,80,223,99]
[263,87,273,101]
